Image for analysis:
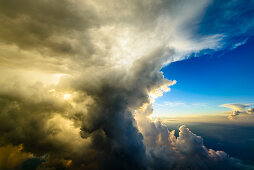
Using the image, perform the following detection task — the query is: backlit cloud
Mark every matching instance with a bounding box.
[0,0,253,169]
[221,103,254,120]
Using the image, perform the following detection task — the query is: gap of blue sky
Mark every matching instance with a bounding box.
[153,0,254,118]
[154,37,254,117]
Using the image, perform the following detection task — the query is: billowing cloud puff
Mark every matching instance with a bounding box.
[247,108,254,114]
[221,103,254,120]
[135,103,253,170]
[0,0,253,169]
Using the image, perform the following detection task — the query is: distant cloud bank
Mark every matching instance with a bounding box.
[221,103,254,120]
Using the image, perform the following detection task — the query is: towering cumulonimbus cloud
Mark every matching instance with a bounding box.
[0,0,253,169]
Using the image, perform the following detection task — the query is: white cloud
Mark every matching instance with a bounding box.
[221,103,250,112]
[232,38,248,49]
[220,103,254,120]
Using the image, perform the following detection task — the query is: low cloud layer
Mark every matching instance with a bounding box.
[0,0,253,169]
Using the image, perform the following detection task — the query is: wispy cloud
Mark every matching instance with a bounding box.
[231,38,249,49]
[163,101,207,108]
[163,101,188,107]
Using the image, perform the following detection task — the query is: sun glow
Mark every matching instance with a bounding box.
[63,93,72,100]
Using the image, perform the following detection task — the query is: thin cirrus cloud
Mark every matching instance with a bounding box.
[0,0,253,169]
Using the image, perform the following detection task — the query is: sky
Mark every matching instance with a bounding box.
[0,0,254,170]
[154,37,254,117]
[152,0,254,118]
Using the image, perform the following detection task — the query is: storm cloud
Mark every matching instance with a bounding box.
[0,0,253,169]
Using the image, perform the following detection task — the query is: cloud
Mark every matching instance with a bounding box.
[220,103,254,120]
[135,112,253,169]
[196,0,254,49]
[162,102,207,108]
[0,0,253,169]
[0,145,33,170]
[232,38,249,49]
[221,103,250,112]
[163,101,188,107]
[247,108,254,114]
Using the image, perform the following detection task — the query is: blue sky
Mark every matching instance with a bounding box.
[154,38,254,117]
[154,0,254,117]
